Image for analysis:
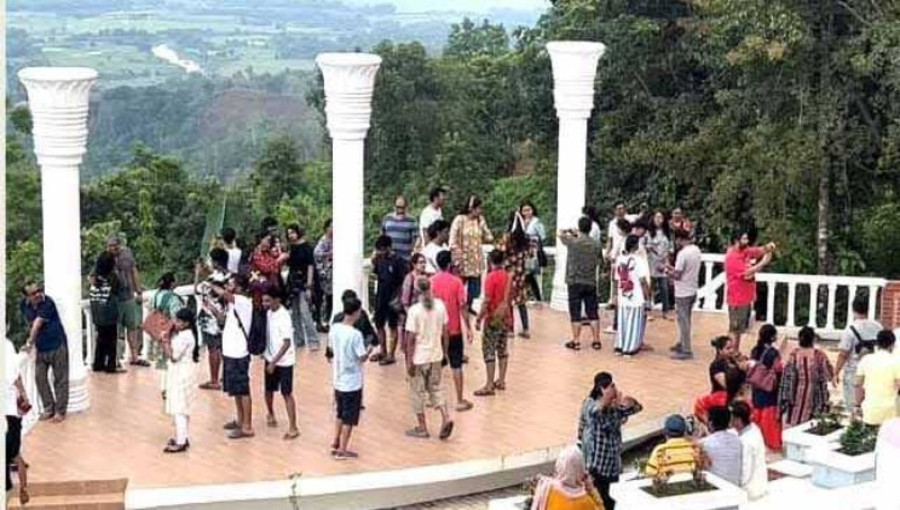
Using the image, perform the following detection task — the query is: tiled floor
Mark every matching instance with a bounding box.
[23,307,729,489]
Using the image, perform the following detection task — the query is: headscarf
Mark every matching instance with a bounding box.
[530,445,592,510]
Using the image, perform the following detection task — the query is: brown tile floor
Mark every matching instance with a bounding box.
[23,307,729,489]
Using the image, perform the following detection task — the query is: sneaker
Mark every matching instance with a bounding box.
[670,351,694,360]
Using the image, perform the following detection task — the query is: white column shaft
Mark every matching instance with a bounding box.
[550,117,589,311]
[331,138,365,316]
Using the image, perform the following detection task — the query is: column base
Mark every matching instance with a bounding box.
[550,282,569,312]
[66,373,91,414]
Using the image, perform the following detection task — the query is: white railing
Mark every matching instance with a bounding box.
[694,254,886,338]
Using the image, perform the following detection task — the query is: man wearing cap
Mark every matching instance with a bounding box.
[644,414,697,477]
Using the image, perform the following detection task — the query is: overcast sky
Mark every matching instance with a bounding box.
[344,0,549,12]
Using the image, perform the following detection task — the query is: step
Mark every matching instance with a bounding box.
[7,479,127,510]
[769,459,814,478]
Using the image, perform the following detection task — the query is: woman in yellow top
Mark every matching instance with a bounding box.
[449,195,493,314]
[531,445,604,510]
[855,329,900,425]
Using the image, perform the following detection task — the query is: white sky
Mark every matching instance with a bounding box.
[344,0,549,12]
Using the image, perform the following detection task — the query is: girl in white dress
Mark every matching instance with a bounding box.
[163,308,199,453]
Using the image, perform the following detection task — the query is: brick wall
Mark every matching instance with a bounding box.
[880,281,900,330]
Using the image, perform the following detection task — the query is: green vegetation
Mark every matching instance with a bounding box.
[8,0,900,341]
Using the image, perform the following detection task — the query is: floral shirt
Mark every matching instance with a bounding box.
[449,214,493,278]
[315,235,334,294]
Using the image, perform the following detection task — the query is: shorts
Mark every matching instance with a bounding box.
[223,355,251,397]
[567,283,599,322]
[6,416,22,492]
[374,294,400,329]
[202,332,222,351]
[335,389,363,426]
[447,334,464,369]
[409,361,445,414]
[728,305,752,334]
[482,322,509,363]
[118,298,142,331]
[264,363,294,395]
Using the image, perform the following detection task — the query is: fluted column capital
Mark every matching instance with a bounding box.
[18,67,97,168]
[547,41,605,120]
[315,53,382,141]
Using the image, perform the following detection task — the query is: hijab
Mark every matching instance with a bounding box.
[530,445,592,510]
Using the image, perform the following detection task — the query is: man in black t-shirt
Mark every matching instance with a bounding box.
[286,225,320,350]
[371,235,406,366]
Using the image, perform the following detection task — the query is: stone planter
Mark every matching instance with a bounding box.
[487,495,527,510]
[807,444,876,489]
[609,472,746,510]
[783,421,845,463]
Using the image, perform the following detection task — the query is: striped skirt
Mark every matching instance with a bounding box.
[616,305,646,355]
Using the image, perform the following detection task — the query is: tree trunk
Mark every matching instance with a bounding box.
[817,163,831,275]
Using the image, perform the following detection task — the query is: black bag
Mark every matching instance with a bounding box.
[850,326,876,356]
[233,306,267,356]
[537,238,549,268]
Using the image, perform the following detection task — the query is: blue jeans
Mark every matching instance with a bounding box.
[653,276,673,312]
[465,277,481,308]
[291,291,320,347]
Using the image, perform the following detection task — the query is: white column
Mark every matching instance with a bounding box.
[315,53,381,316]
[547,42,606,312]
[18,67,98,414]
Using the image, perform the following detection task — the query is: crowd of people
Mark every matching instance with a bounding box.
[8,187,900,508]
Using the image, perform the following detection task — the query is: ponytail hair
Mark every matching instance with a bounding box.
[416,277,433,310]
[175,307,200,363]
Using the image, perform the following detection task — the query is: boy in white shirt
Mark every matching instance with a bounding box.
[422,220,450,275]
[732,401,767,500]
[262,287,299,440]
[329,296,374,460]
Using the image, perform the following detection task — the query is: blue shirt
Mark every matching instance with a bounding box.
[21,297,67,353]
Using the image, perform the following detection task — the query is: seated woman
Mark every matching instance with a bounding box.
[531,445,603,510]
[694,336,747,428]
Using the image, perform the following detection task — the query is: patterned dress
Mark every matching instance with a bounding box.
[779,347,834,426]
[501,238,529,307]
[449,214,493,278]
[315,235,334,296]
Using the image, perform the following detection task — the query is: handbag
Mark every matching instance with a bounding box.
[747,348,778,392]
[142,310,173,343]
[536,238,548,268]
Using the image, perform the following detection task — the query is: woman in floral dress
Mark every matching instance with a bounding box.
[502,211,531,338]
[779,326,834,426]
[449,195,493,315]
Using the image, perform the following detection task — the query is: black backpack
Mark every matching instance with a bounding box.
[233,306,267,356]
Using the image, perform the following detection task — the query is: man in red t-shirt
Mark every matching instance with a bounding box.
[724,231,776,350]
[431,251,474,412]
[474,249,512,397]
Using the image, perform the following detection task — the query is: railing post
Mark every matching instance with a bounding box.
[701,261,715,310]
[786,282,797,327]
[846,285,858,326]
[868,285,879,321]
[825,283,837,331]
[808,283,819,328]
[765,281,776,324]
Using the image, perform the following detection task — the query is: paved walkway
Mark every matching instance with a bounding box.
[23,307,729,488]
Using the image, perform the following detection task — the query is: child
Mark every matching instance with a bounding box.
[262,287,300,440]
[329,296,374,460]
[163,308,200,453]
[474,249,512,396]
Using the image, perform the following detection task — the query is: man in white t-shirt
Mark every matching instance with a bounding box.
[422,219,450,275]
[262,287,299,440]
[404,278,454,440]
[614,235,651,356]
[419,186,445,245]
[329,296,374,460]
[835,295,883,410]
[221,227,242,274]
[668,230,702,360]
[732,401,767,501]
[210,273,255,440]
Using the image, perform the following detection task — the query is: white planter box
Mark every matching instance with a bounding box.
[488,495,527,510]
[782,421,845,463]
[807,444,876,489]
[609,472,747,510]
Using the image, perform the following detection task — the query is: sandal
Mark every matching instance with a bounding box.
[266,416,278,428]
[439,421,455,440]
[164,442,189,453]
[473,387,495,397]
[199,382,221,390]
[494,381,506,391]
[227,429,255,439]
[379,356,396,366]
[456,400,474,412]
[564,340,581,351]
[223,420,240,430]
[591,341,602,351]
[283,430,300,441]
[369,352,384,363]
[405,427,430,439]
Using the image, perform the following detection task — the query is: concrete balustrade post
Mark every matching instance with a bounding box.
[315,53,381,316]
[547,42,606,312]
[18,67,98,414]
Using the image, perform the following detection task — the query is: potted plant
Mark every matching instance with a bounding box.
[807,420,879,488]
[609,444,746,509]
[783,410,846,462]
